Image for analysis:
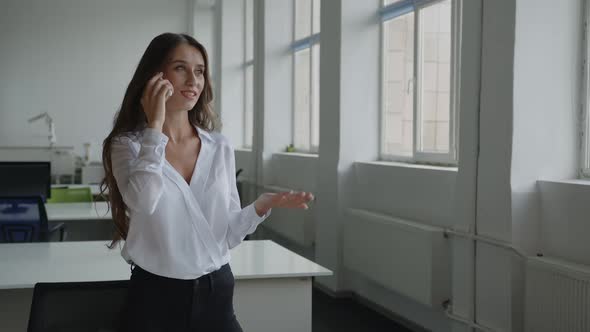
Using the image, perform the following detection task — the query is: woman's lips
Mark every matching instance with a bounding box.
[181,90,198,99]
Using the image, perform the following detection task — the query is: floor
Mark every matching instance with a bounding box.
[312,287,414,332]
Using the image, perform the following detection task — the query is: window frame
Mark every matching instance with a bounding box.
[378,0,461,166]
[581,0,590,177]
[291,0,321,154]
[243,0,254,149]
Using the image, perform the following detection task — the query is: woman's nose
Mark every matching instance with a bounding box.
[186,72,202,87]
[186,74,196,86]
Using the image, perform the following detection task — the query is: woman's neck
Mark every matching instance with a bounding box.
[162,112,195,144]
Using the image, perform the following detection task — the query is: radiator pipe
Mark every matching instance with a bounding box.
[443,303,497,332]
[444,229,528,259]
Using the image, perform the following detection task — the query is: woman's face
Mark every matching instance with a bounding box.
[162,43,206,112]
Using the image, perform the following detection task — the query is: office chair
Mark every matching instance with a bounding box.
[235,169,251,240]
[0,196,66,242]
[236,168,244,203]
[46,187,93,203]
[27,280,129,332]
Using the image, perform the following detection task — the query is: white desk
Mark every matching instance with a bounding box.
[50,184,104,196]
[45,202,112,241]
[45,202,111,221]
[0,202,111,222]
[0,240,331,332]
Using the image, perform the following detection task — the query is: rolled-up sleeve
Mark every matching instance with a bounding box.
[225,145,271,249]
[111,128,169,215]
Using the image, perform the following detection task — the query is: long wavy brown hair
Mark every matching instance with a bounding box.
[100,33,218,249]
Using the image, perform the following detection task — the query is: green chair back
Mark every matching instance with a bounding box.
[47,187,93,203]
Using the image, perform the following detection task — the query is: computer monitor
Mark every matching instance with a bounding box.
[0,162,51,201]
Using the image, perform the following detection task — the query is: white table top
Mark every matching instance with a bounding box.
[230,240,332,279]
[45,202,111,221]
[0,240,332,289]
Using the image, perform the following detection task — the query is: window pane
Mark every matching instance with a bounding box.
[244,64,254,148]
[311,44,320,150]
[244,0,254,148]
[382,13,414,157]
[418,0,451,153]
[295,0,312,40]
[245,0,254,62]
[586,105,590,169]
[294,49,311,150]
[312,0,321,34]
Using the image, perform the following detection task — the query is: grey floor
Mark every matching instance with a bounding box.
[312,287,413,332]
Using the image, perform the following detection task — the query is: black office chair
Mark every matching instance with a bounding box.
[0,196,66,243]
[235,169,253,240]
[27,280,129,332]
[235,168,244,204]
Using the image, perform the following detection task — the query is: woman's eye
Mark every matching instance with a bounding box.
[175,66,184,71]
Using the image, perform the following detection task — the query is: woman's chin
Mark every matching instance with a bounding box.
[183,101,198,111]
[167,101,197,112]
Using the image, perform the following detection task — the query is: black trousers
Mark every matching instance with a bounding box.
[120,263,243,332]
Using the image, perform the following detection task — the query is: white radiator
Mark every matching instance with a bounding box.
[343,208,450,308]
[525,256,590,332]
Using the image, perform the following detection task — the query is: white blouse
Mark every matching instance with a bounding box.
[111,126,270,279]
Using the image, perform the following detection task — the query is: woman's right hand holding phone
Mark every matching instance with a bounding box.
[141,72,174,131]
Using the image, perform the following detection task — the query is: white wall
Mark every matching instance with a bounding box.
[0,0,190,161]
[511,0,590,275]
[508,2,582,330]
[457,0,585,331]
[512,0,581,252]
[473,1,517,330]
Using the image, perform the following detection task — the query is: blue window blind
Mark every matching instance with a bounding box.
[380,0,442,21]
[292,33,320,52]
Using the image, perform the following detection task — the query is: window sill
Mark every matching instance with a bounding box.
[537,179,590,187]
[273,151,319,159]
[356,160,458,173]
[234,147,253,152]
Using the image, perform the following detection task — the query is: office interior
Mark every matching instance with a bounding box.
[1,0,589,331]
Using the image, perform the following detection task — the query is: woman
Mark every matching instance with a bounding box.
[101,32,314,332]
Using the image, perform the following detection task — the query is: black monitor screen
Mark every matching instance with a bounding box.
[0,162,51,201]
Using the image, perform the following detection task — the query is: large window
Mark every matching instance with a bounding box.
[292,0,320,153]
[380,0,459,164]
[243,0,254,148]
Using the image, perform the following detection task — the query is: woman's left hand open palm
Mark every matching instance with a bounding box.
[254,191,314,217]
